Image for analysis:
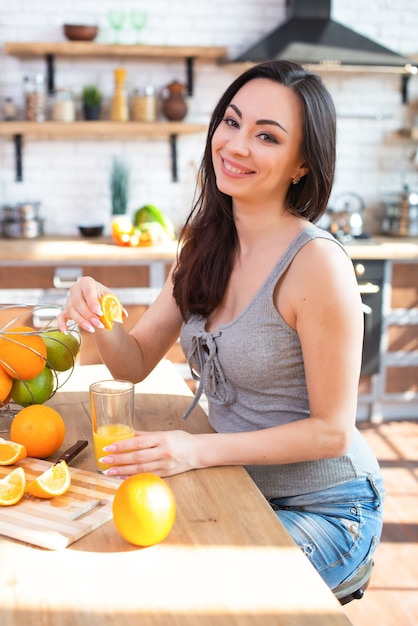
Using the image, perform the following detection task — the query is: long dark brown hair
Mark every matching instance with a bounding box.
[173,60,336,319]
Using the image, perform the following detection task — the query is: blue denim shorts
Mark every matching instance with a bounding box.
[269,474,385,590]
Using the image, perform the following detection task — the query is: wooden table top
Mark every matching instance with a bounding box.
[0,362,352,626]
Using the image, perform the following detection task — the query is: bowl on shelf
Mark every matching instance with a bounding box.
[78,224,104,238]
[63,24,99,42]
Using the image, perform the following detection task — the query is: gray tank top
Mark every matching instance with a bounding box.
[180,226,381,499]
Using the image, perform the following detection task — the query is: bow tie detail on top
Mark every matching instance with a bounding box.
[183,331,235,419]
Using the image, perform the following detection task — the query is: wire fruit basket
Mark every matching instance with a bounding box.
[0,304,80,431]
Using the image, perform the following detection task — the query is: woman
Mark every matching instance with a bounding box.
[58,60,384,591]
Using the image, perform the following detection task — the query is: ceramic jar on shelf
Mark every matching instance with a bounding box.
[161,80,187,121]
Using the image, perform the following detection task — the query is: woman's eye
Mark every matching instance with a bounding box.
[258,132,278,144]
[223,116,239,128]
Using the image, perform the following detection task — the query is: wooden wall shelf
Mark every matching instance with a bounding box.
[0,121,207,182]
[3,42,227,59]
[0,121,207,138]
[2,42,223,181]
[4,42,227,96]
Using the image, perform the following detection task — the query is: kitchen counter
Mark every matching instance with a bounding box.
[0,235,418,262]
[343,236,418,260]
[0,236,179,264]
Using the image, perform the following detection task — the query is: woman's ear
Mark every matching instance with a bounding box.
[298,163,309,179]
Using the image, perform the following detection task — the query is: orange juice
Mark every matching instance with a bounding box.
[93,423,135,472]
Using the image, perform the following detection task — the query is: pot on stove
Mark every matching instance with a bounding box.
[2,218,44,238]
[2,201,41,222]
[1,202,44,238]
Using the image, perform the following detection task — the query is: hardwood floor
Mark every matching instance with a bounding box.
[342,418,418,626]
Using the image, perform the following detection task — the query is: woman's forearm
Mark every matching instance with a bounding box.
[90,324,149,382]
[194,416,354,469]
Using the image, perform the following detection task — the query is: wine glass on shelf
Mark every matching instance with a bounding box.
[108,10,125,44]
[130,10,147,44]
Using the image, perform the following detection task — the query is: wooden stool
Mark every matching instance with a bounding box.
[333,559,374,605]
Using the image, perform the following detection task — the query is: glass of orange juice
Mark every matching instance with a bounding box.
[89,380,135,473]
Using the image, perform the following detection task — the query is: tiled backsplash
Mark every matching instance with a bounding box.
[0,0,418,236]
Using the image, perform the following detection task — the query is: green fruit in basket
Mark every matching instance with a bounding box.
[41,330,80,372]
[11,366,54,407]
[133,205,175,239]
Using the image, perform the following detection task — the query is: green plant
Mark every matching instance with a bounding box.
[82,85,102,107]
[110,158,130,215]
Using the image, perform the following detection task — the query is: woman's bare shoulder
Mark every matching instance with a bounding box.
[286,235,359,303]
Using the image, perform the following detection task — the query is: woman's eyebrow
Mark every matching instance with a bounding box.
[227,103,288,133]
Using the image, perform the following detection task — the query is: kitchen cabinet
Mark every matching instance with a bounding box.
[0,258,172,294]
[358,259,418,421]
[1,42,227,181]
[0,264,150,290]
[385,261,418,395]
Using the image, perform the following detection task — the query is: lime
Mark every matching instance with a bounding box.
[41,330,80,372]
[11,366,54,407]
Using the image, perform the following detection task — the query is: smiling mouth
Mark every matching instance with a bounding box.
[222,158,253,175]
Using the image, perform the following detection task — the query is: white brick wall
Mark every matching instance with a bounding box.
[0,0,417,236]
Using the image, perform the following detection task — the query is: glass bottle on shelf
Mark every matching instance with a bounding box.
[24,74,46,122]
[110,68,129,122]
[132,85,157,122]
[52,88,75,122]
[2,98,17,121]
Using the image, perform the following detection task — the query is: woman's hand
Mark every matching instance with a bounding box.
[99,430,201,478]
[57,276,109,333]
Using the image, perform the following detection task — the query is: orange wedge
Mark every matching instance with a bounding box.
[0,437,27,465]
[26,460,71,499]
[99,293,125,330]
[0,466,26,506]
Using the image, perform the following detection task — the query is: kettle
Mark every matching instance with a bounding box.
[325,192,365,242]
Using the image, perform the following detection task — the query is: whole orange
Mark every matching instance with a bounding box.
[112,473,176,547]
[0,326,47,381]
[0,365,13,403]
[10,404,66,459]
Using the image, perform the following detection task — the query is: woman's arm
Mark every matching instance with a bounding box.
[58,268,183,382]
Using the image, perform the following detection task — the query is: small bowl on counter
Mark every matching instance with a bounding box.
[63,24,99,41]
[78,224,104,238]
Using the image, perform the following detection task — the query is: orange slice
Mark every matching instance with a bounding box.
[0,466,26,506]
[0,437,27,465]
[26,460,71,499]
[99,294,125,330]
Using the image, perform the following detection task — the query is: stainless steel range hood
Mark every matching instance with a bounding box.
[234,0,414,70]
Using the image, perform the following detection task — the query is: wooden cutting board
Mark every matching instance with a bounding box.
[0,457,121,550]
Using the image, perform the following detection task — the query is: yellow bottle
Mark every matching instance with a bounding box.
[110,68,129,121]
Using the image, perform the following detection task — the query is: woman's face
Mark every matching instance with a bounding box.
[211,78,308,206]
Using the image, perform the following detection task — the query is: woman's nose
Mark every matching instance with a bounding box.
[227,130,250,155]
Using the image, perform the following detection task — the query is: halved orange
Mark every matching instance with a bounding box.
[99,294,125,330]
[0,437,27,465]
[0,466,26,506]
[26,460,71,499]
